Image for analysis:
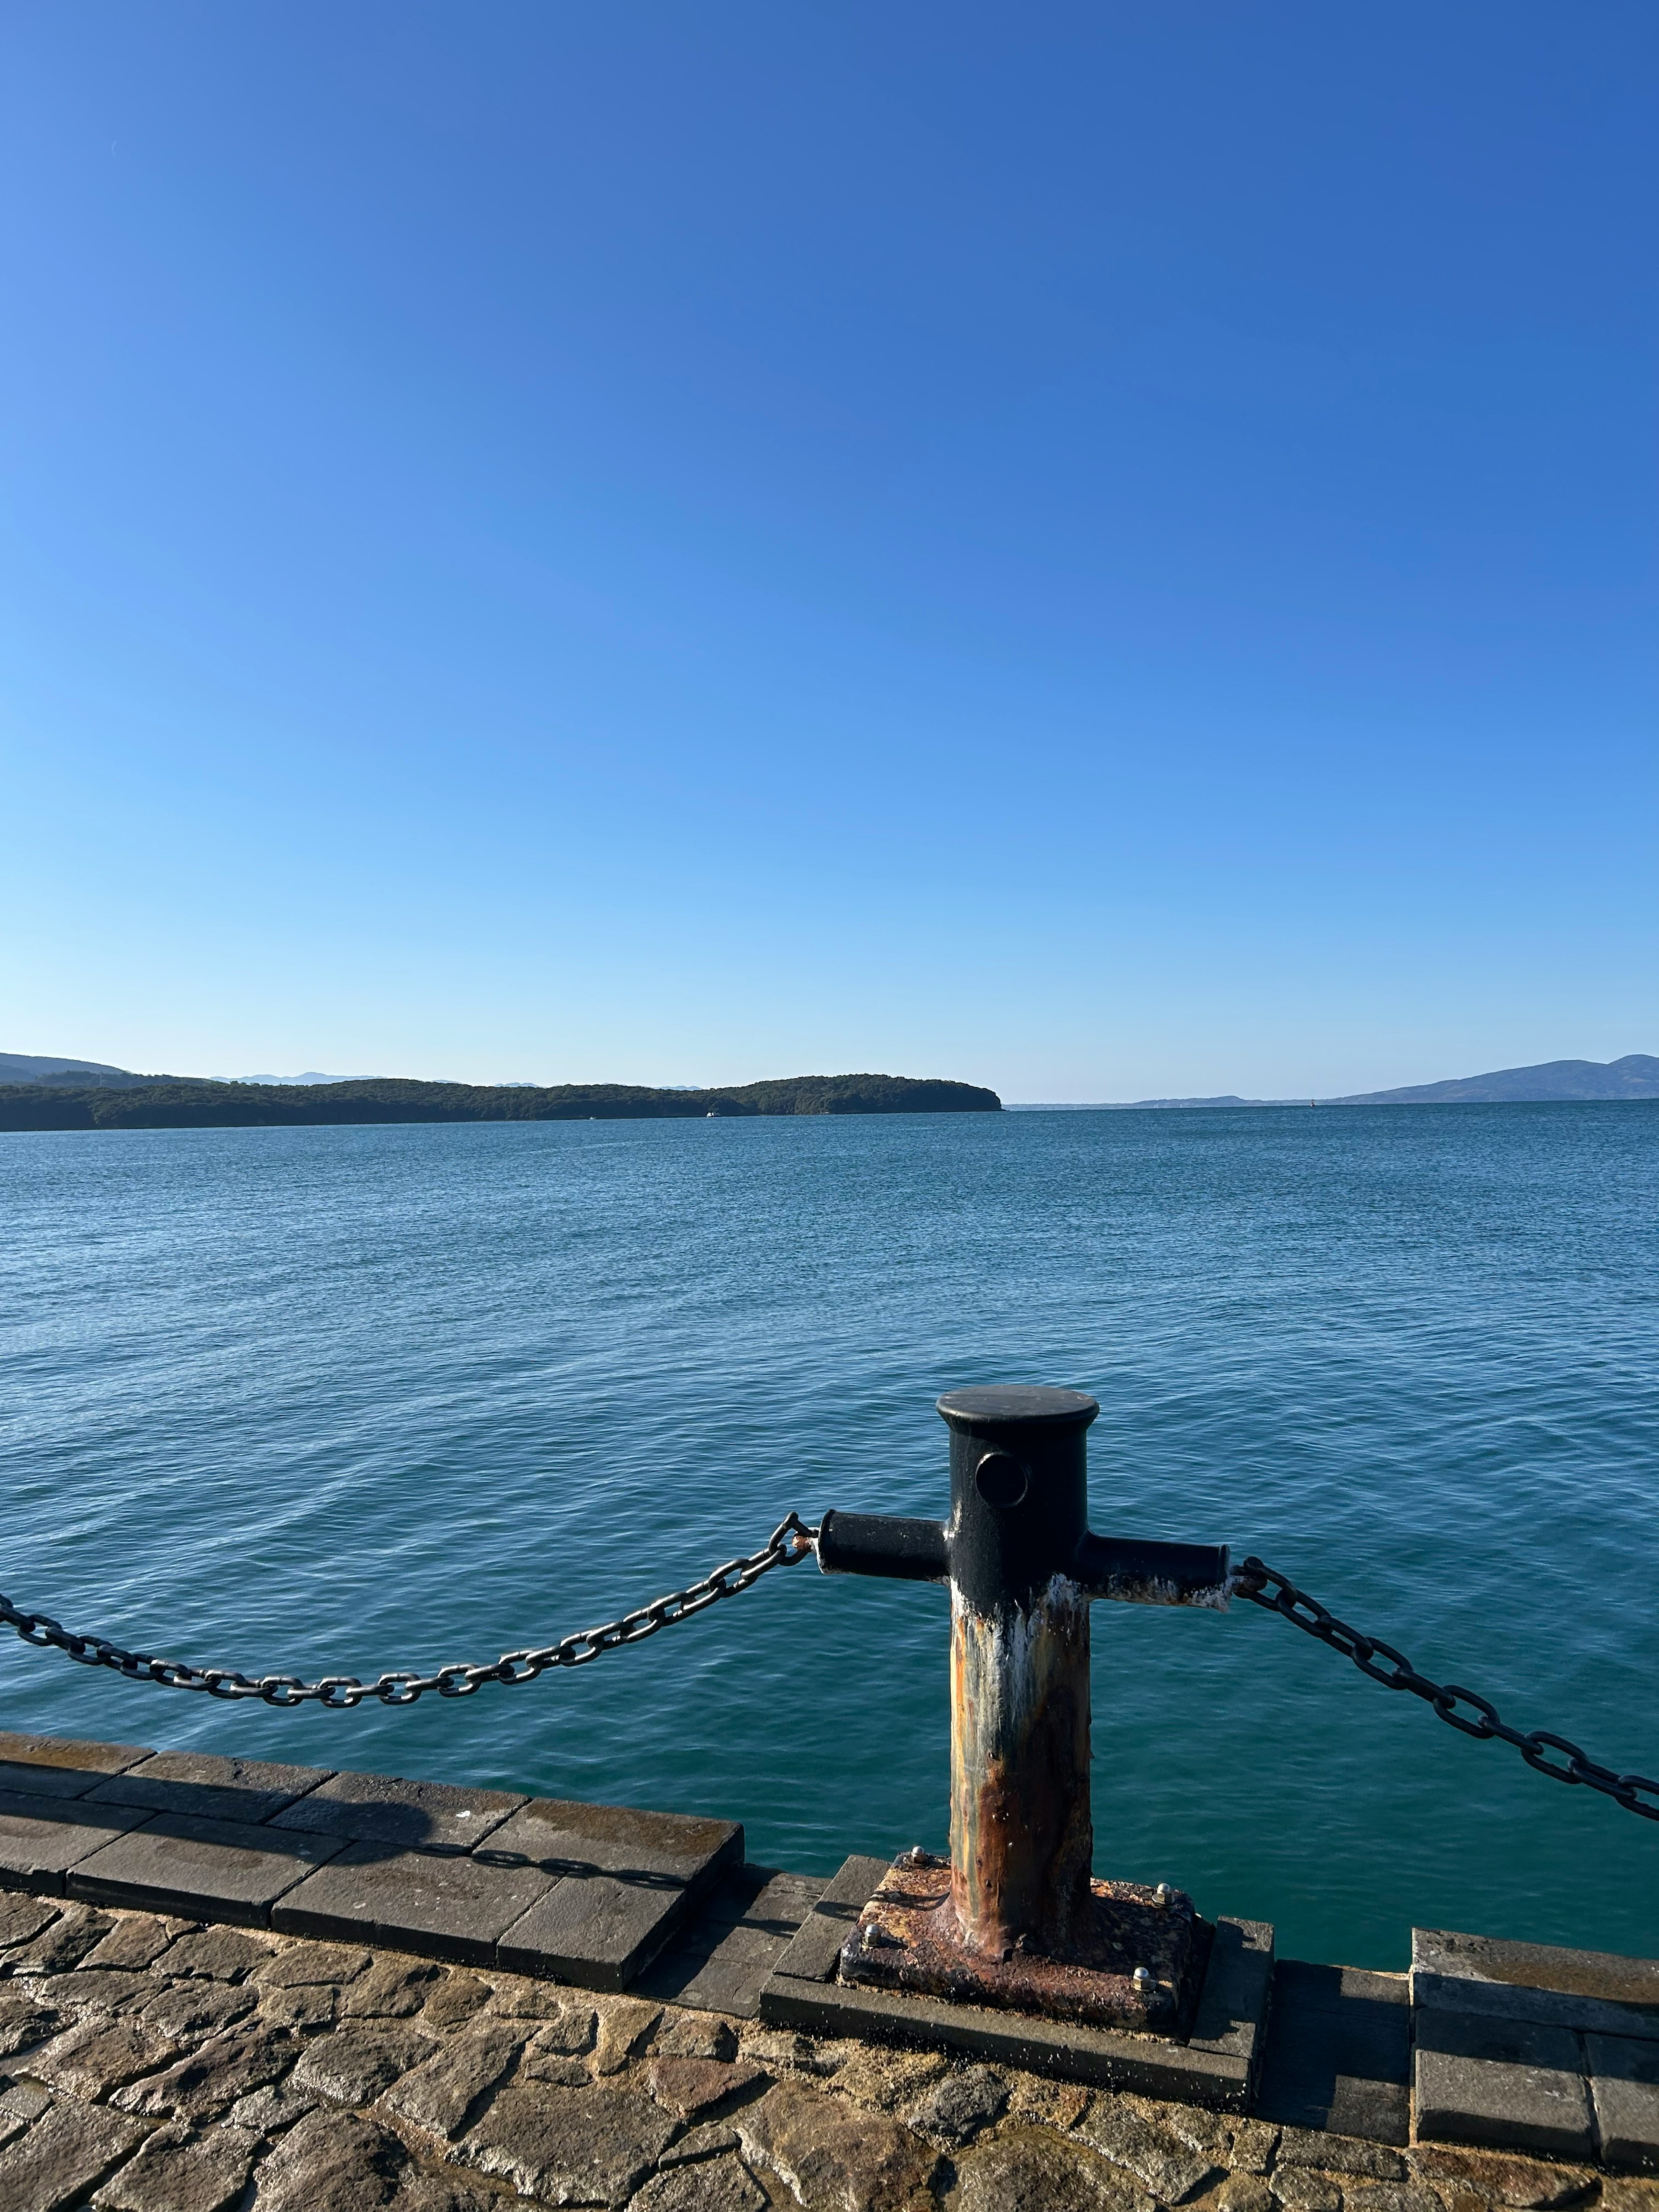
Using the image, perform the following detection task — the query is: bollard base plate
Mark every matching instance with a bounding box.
[838,1851,1201,2031]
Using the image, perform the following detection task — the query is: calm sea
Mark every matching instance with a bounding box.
[4,1105,1656,1969]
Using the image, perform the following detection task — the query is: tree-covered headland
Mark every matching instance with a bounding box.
[0,1073,1002,1132]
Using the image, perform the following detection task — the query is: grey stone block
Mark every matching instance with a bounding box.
[486,1796,741,1989]
[244,2105,408,2212]
[86,1751,334,1826]
[493,1878,676,1990]
[1588,2032,1659,2174]
[636,2154,768,2212]
[272,1840,554,1966]
[1273,2126,1407,2179]
[0,1731,153,1799]
[457,2079,678,2205]
[32,2015,181,2098]
[267,1768,523,1852]
[290,2018,438,2105]
[118,2022,299,2122]
[381,2018,526,2139]
[0,2095,148,2209]
[482,1796,741,1885]
[1188,1918,1276,2073]
[1075,2093,1223,2197]
[89,2117,258,2212]
[0,1789,153,1894]
[1256,1958,1411,2146]
[733,2074,944,2209]
[952,2126,1161,2212]
[0,1893,61,1948]
[67,1812,347,1923]
[157,1925,278,1980]
[909,2063,1010,2146]
[636,1867,827,2018]
[763,1854,890,1985]
[1414,2007,1594,2159]
[1413,1928,1659,2040]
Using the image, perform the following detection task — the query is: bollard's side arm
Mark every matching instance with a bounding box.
[816,1510,950,1583]
[1073,1533,1231,1608]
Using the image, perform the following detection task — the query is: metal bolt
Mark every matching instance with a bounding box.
[1132,1966,1154,1993]
[1154,1883,1174,1910]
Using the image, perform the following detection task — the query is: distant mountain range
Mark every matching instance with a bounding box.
[0,1054,356,1089]
[227,1072,349,1086]
[5,1049,1656,1120]
[1329,1054,1659,1105]
[1014,1055,1659,1109]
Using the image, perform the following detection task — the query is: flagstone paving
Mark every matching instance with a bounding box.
[3,1896,1656,2212]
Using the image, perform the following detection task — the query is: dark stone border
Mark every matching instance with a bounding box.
[757,1854,1275,2110]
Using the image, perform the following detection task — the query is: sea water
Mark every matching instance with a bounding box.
[3,1104,1656,1969]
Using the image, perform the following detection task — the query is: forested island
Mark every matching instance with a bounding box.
[0,1072,1002,1132]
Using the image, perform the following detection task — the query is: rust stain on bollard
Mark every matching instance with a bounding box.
[949,1581,1093,1959]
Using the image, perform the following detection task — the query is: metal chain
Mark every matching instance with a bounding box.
[1233,1555,1659,1823]
[0,1514,819,1709]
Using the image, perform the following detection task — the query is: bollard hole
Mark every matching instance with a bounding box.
[974,1452,1028,1509]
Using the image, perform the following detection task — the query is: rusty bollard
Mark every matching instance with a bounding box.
[816,1385,1231,2028]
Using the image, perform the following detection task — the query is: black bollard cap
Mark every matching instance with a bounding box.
[936,1386,1098,1432]
[938,1386,1098,1613]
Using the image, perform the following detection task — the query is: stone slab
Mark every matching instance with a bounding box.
[86,1751,335,1827]
[639,1868,829,2019]
[0,1789,154,1893]
[0,1732,154,1800]
[267,1768,524,1852]
[766,1856,893,1986]
[759,1855,1272,2108]
[1185,1916,1276,2066]
[493,1874,699,1991]
[1588,2033,1659,2174]
[1255,1959,1411,2146]
[482,1796,742,1883]
[1413,1928,1659,2041]
[0,2095,148,2209]
[67,1811,348,1924]
[487,1798,743,1990]
[272,1840,554,1966]
[1414,2006,1595,2160]
[762,1965,1259,2107]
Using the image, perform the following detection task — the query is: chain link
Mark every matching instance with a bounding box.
[0,1514,819,1709]
[9,1525,1655,1830]
[1233,1555,1659,1823]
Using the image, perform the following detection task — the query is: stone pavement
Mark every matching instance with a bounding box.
[6,1891,1658,2212]
[3,1731,1656,2209]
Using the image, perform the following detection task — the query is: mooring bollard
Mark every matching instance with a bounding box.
[817,1385,1231,2028]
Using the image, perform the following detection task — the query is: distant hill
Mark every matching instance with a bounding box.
[1007,1055,1659,1109]
[1119,1094,1259,1109]
[0,1071,1001,1131]
[1006,1095,1263,1109]
[0,1052,191,1090]
[1332,1054,1659,1104]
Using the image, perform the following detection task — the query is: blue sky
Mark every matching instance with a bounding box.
[2,3,1653,1099]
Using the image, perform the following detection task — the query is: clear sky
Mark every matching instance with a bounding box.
[2,4,1653,1100]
